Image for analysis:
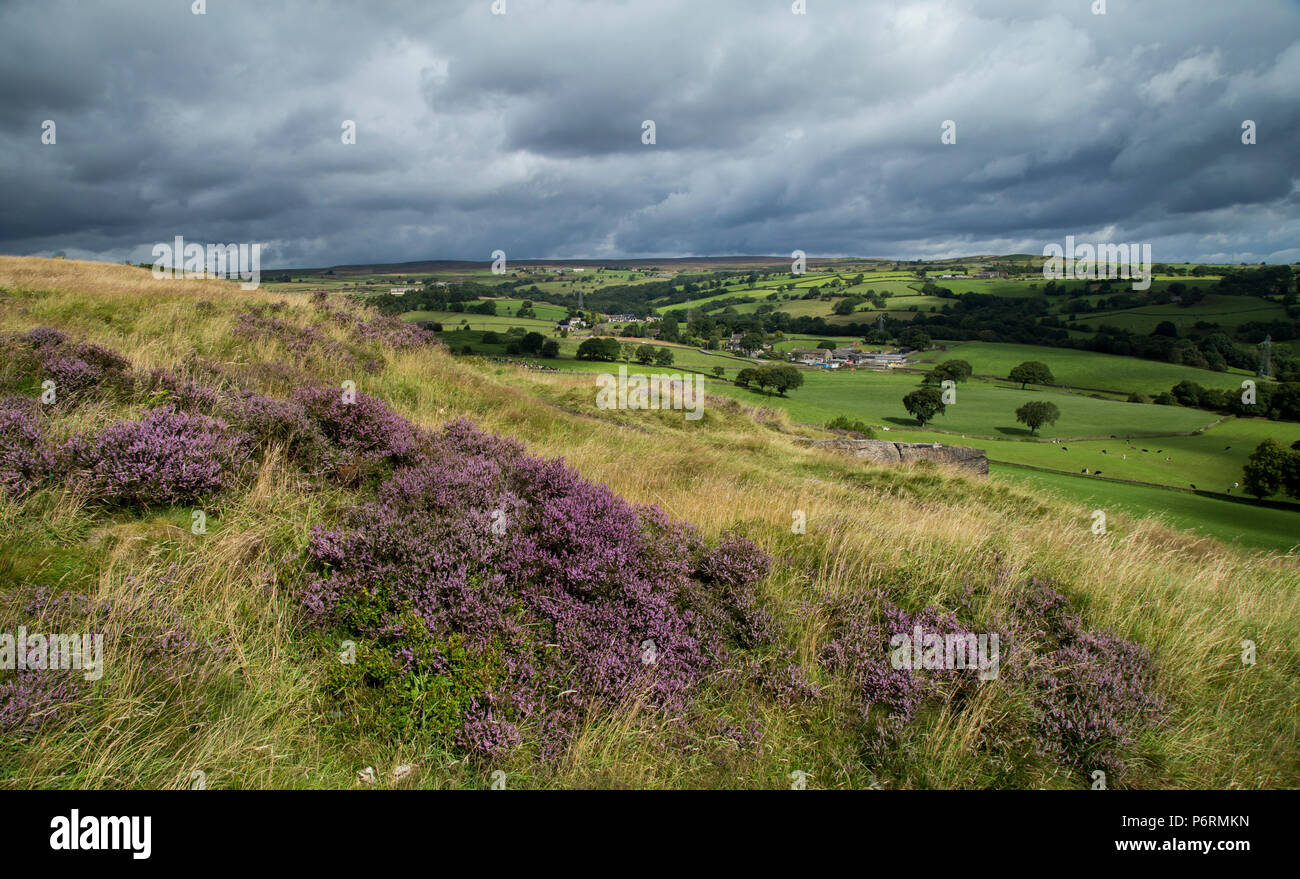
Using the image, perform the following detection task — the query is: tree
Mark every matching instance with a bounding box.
[902,386,945,426]
[577,337,619,361]
[712,366,725,378]
[540,339,560,358]
[937,359,973,382]
[924,359,973,385]
[898,327,931,350]
[765,364,803,396]
[520,331,546,354]
[653,347,675,366]
[832,296,863,315]
[635,345,656,364]
[1015,400,1061,435]
[1008,361,1054,389]
[1242,439,1300,499]
[735,367,758,388]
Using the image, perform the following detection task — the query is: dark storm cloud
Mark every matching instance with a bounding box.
[0,0,1297,267]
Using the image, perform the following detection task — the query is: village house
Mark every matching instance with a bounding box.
[790,348,832,364]
[388,287,415,295]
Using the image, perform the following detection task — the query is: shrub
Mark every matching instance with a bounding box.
[0,672,83,743]
[352,315,437,350]
[228,389,318,451]
[31,340,132,403]
[61,407,250,506]
[826,415,874,437]
[1003,582,1165,782]
[0,397,54,496]
[291,385,423,480]
[301,418,775,759]
[820,592,981,750]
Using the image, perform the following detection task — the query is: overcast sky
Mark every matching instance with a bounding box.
[1,0,1298,268]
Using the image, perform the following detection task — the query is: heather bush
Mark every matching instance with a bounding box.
[817,581,1165,781]
[302,418,776,759]
[40,355,101,397]
[819,592,981,751]
[5,330,133,403]
[291,385,423,481]
[0,396,53,496]
[227,389,319,451]
[138,367,224,412]
[750,649,824,708]
[61,407,250,506]
[352,315,438,350]
[0,672,83,743]
[22,327,67,350]
[1003,582,1165,781]
[44,342,132,401]
[234,309,356,366]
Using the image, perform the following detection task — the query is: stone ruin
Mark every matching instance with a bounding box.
[803,438,988,476]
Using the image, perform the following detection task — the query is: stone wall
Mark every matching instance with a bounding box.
[803,438,988,476]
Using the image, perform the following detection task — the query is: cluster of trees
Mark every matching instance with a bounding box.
[370,280,491,315]
[576,337,675,366]
[1162,380,1300,422]
[734,364,804,396]
[1241,439,1300,499]
[478,329,559,358]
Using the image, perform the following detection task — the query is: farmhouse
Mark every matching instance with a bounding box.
[790,348,832,364]
[389,287,415,295]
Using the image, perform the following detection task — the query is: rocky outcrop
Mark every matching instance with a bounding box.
[804,439,988,476]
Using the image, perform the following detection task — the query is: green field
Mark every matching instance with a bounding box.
[706,368,1218,438]
[1073,294,1287,335]
[875,417,1300,496]
[920,341,1252,394]
[994,465,1300,553]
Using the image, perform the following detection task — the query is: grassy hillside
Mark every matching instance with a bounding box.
[0,257,1296,790]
